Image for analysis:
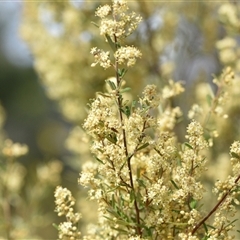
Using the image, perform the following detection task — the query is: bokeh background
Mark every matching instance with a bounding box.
[0,1,70,171]
[0,2,73,239]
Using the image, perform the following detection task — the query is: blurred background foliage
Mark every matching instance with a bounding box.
[1,0,240,239]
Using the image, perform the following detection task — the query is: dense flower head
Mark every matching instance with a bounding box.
[91,0,142,71]
[112,0,128,15]
[230,141,240,175]
[186,120,208,150]
[58,221,81,240]
[83,95,120,138]
[94,0,142,39]
[55,186,76,217]
[230,141,240,158]
[95,5,111,18]
[141,84,160,107]
[54,186,82,239]
[114,46,142,67]
[90,47,111,69]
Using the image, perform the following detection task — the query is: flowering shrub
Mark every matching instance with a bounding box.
[52,1,240,239]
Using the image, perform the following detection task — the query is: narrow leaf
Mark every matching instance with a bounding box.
[225,218,238,228]
[52,223,59,230]
[95,157,104,164]
[131,100,137,112]
[111,194,115,209]
[136,143,149,152]
[105,34,116,51]
[190,199,197,209]
[91,21,99,28]
[111,227,128,233]
[120,87,131,93]
[124,106,131,118]
[231,152,240,159]
[171,179,179,189]
[106,133,117,144]
[184,142,193,149]
[206,94,212,107]
[137,179,146,188]
[118,68,128,78]
[119,157,128,171]
[106,79,116,90]
[203,222,208,233]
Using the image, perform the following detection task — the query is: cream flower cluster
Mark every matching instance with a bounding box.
[114,46,142,67]
[96,0,142,39]
[83,95,120,138]
[230,141,240,175]
[54,186,81,240]
[90,0,142,70]
[90,47,111,69]
[186,120,208,150]
[209,141,240,239]
[141,84,160,107]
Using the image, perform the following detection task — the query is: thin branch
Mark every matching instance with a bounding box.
[191,174,240,235]
[113,32,142,236]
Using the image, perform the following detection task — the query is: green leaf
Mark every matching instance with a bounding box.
[130,189,135,201]
[119,157,128,171]
[131,100,137,111]
[95,157,104,164]
[106,133,117,144]
[111,194,116,209]
[52,223,59,230]
[205,224,216,230]
[231,152,240,159]
[142,226,154,237]
[96,92,112,98]
[91,21,99,28]
[96,148,104,153]
[136,142,149,152]
[120,87,131,93]
[118,68,128,78]
[111,227,128,234]
[120,106,131,118]
[206,94,212,107]
[190,199,197,209]
[121,68,127,77]
[141,105,151,113]
[107,185,120,193]
[106,79,116,90]
[105,34,116,51]
[106,208,120,218]
[137,178,146,188]
[171,179,179,189]
[225,218,238,228]
[184,142,193,149]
